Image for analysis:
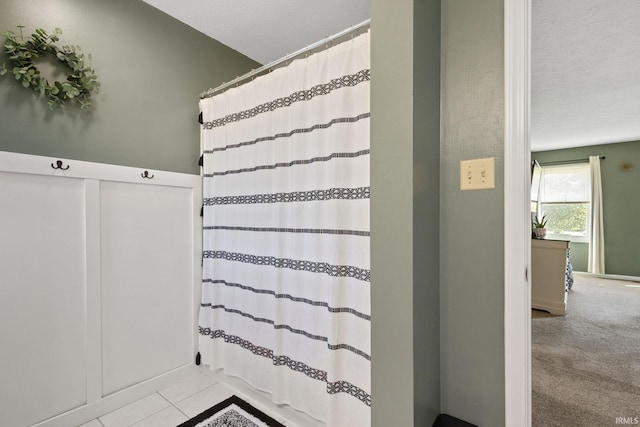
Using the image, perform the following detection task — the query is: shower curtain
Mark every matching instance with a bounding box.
[198,31,370,426]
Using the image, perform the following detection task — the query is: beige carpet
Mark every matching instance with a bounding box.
[532,273,640,427]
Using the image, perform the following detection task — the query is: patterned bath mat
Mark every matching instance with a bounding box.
[177,395,285,427]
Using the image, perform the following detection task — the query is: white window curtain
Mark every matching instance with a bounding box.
[198,31,370,426]
[588,155,605,274]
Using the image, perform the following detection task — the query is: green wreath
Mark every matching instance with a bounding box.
[0,26,100,110]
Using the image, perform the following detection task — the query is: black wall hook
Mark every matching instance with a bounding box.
[51,160,69,170]
[141,170,154,179]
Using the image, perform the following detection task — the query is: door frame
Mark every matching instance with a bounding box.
[504,0,532,425]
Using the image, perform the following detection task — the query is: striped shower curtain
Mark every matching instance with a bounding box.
[198,31,370,426]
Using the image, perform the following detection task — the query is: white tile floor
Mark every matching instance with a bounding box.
[78,369,324,427]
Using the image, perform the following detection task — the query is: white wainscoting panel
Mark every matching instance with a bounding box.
[0,172,87,427]
[101,181,194,395]
[0,151,202,427]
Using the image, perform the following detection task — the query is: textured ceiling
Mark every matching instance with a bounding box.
[532,0,640,151]
[142,0,639,152]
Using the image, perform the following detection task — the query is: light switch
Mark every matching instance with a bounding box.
[460,157,495,190]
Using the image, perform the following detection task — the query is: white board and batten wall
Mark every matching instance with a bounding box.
[0,151,202,427]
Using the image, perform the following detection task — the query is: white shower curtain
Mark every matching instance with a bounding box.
[588,155,605,274]
[198,31,370,426]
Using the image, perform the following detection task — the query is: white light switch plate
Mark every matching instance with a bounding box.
[460,157,495,190]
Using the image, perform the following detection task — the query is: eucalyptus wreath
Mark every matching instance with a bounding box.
[0,26,100,110]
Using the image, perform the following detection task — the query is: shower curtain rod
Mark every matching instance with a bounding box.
[199,19,371,99]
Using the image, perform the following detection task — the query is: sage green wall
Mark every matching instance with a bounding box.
[412,0,441,425]
[0,0,258,174]
[373,1,506,425]
[371,0,441,425]
[441,1,505,426]
[533,140,640,277]
[371,0,416,425]
[569,242,588,272]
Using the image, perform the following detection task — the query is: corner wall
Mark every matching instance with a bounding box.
[371,0,441,425]
[440,1,506,425]
[0,0,258,174]
[413,0,442,425]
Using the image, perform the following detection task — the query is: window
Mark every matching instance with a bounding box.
[531,162,590,242]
